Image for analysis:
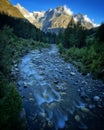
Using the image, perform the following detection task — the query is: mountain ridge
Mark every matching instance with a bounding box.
[0,0,24,18]
[15,4,99,33]
[0,0,98,34]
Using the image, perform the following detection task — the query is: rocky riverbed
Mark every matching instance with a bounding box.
[13,44,104,130]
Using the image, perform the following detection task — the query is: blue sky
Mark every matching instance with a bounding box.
[10,0,104,24]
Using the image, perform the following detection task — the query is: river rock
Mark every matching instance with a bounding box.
[80,107,90,113]
[54,79,59,84]
[70,72,76,76]
[75,115,81,122]
[48,120,53,127]
[39,70,44,75]
[23,82,28,88]
[88,104,95,109]
[29,98,34,101]
[39,112,46,118]
[82,81,87,85]
[80,91,87,98]
[93,96,100,102]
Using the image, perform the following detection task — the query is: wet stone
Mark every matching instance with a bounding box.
[75,115,81,122]
[93,96,100,102]
[88,104,95,109]
[23,82,28,88]
[70,72,76,76]
[54,79,59,84]
[80,107,90,113]
[82,81,87,85]
[39,71,45,75]
[80,91,88,99]
[29,98,34,101]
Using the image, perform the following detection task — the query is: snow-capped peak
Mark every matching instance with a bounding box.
[63,5,73,16]
[73,13,99,27]
[84,15,99,27]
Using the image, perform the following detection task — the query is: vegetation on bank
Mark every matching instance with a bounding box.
[0,13,57,44]
[58,21,104,80]
[0,13,50,130]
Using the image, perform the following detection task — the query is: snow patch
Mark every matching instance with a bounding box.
[84,15,100,27]
[63,5,73,16]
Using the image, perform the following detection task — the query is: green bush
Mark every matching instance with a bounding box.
[59,39,104,80]
[0,73,22,130]
[0,26,50,129]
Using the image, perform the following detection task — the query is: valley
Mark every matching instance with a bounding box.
[0,0,104,130]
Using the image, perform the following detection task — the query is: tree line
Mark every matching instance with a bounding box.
[0,12,57,44]
[57,18,104,80]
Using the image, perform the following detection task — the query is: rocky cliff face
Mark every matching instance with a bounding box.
[15,3,42,28]
[15,4,96,33]
[41,6,73,33]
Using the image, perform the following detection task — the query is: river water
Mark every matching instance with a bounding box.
[16,44,104,130]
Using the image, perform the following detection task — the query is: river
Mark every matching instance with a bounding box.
[15,44,104,130]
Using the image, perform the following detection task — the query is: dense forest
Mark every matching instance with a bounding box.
[0,13,57,43]
[57,18,104,80]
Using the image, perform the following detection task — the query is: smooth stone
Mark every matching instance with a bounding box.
[23,82,28,88]
[29,98,34,101]
[29,92,32,96]
[60,92,67,96]
[75,115,81,122]
[39,71,44,75]
[54,80,59,84]
[67,65,70,69]
[80,107,89,113]
[93,96,100,101]
[88,104,95,109]
[82,81,87,85]
[48,120,53,127]
[15,67,19,71]
[70,72,76,76]
[80,92,87,98]
[39,112,46,118]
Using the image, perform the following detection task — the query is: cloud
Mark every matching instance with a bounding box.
[63,5,73,16]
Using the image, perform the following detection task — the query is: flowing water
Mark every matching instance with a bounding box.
[16,44,104,130]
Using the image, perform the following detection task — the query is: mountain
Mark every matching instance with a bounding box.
[73,13,95,29]
[0,0,24,18]
[15,3,42,28]
[15,4,96,33]
[42,6,74,33]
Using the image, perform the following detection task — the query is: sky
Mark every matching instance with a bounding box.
[10,0,104,25]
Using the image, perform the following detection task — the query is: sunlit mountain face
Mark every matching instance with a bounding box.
[15,4,97,33]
